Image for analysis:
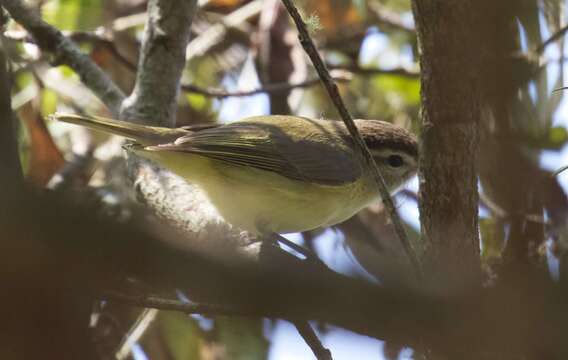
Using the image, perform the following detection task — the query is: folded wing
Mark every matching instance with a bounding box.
[147,116,361,186]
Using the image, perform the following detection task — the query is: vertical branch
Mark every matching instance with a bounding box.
[0,39,23,188]
[411,1,481,292]
[120,0,197,126]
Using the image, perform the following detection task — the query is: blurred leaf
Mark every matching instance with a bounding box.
[18,102,65,186]
[157,312,201,360]
[352,0,368,18]
[14,71,34,90]
[376,0,411,12]
[208,0,246,8]
[480,218,505,262]
[522,126,568,150]
[215,317,269,360]
[374,74,420,105]
[42,0,103,31]
[303,0,364,33]
[40,89,58,117]
[186,93,209,112]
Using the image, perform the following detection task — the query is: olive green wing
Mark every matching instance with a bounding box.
[148,118,361,186]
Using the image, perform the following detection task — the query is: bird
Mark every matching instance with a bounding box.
[51,113,418,236]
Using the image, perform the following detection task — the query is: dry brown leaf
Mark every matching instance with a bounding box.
[19,102,65,186]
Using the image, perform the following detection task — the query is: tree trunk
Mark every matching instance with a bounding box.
[411,1,481,294]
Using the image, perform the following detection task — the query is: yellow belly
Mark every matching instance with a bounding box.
[138,150,377,234]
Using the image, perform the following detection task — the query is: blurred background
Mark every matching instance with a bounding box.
[3,0,568,359]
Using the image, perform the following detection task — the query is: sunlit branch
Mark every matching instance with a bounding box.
[119,0,197,126]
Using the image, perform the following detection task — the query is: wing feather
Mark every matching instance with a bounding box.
[148,117,361,185]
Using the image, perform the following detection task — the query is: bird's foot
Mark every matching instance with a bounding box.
[260,232,327,269]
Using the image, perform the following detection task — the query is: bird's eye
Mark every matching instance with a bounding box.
[387,154,404,168]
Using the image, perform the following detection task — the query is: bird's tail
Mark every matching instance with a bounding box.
[49,113,188,145]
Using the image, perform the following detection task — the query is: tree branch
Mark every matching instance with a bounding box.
[103,291,252,316]
[328,64,419,79]
[411,0,481,292]
[120,0,197,126]
[0,37,23,188]
[536,24,568,54]
[279,0,421,277]
[1,0,126,115]
[293,321,333,360]
[182,70,351,98]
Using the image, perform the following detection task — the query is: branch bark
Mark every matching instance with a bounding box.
[120,0,197,126]
[116,0,261,261]
[411,1,481,293]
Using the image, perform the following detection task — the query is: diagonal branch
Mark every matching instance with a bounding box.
[293,321,333,360]
[1,0,126,115]
[279,0,422,277]
[536,24,568,54]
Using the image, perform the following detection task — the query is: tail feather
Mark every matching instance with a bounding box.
[49,113,188,145]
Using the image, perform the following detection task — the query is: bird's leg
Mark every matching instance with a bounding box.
[271,233,318,260]
[255,219,326,266]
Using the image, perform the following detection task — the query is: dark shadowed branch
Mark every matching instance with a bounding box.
[0,38,22,188]
[293,321,333,360]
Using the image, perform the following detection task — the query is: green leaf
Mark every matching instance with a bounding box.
[40,89,58,117]
[186,93,208,112]
[215,317,269,360]
[42,0,103,31]
[374,74,420,105]
[523,127,568,150]
[480,218,505,261]
[157,312,201,360]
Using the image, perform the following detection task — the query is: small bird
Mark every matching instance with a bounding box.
[52,113,418,235]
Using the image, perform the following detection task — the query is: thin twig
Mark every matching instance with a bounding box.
[293,321,333,360]
[182,70,351,98]
[329,64,419,78]
[115,308,158,360]
[102,292,250,316]
[553,164,568,177]
[2,0,126,115]
[536,24,568,54]
[280,0,422,276]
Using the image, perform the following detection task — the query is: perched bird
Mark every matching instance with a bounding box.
[52,113,418,235]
